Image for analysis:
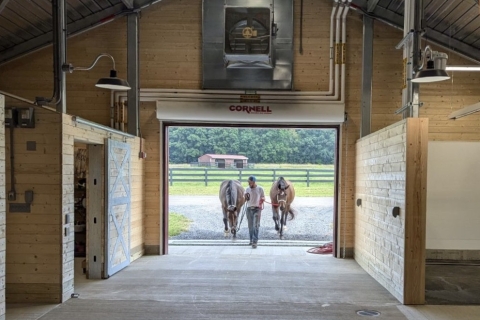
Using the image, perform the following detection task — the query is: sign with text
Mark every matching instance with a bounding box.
[157,99,345,124]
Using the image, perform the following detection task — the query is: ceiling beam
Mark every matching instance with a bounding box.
[0,0,10,15]
[134,0,164,9]
[121,0,134,9]
[351,0,480,64]
[367,0,380,12]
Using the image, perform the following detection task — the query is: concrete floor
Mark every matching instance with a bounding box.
[6,246,480,320]
[426,264,480,305]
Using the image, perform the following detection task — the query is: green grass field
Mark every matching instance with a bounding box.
[168,213,192,236]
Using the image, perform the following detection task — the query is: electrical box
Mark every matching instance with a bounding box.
[5,107,18,127]
[17,107,35,128]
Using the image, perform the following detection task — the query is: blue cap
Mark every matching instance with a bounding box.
[248,176,256,182]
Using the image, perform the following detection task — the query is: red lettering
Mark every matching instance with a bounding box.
[227,105,272,113]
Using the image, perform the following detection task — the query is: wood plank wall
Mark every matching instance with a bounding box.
[62,114,144,300]
[140,102,160,254]
[355,118,428,304]
[0,95,5,319]
[0,1,478,255]
[5,108,62,303]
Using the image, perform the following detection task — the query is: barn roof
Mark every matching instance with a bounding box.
[202,154,248,160]
[1,1,480,65]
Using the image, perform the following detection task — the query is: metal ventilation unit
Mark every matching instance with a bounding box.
[202,0,294,90]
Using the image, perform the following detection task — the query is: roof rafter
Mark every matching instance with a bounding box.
[0,4,124,65]
[0,0,10,14]
[367,0,380,12]
[121,0,134,10]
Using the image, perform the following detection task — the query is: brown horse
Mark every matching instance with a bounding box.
[219,180,245,238]
[269,177,296,239]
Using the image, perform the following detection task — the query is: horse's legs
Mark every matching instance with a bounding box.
[272,206,280,231]
[229,211,237,238]
[223,208,229,237]
[279,209,286,239]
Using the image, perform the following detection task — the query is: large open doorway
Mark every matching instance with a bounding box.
[156,99,345,256]
[162,124,340,254]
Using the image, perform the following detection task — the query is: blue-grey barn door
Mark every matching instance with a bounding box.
[105,139,131,277]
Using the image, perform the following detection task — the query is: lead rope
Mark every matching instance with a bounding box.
[237,203,247,231]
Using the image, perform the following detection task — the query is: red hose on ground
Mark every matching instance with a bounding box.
[307,242,333,254]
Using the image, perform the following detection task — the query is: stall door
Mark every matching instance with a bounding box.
[105,139,131,277]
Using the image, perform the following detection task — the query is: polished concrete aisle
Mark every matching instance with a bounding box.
[6,246,480,319]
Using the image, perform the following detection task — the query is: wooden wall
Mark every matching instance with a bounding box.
[0,1,478,255]
[5,107,62,303]
[140,102,161,254]
[0,95,5,319]
[355,118,428,304]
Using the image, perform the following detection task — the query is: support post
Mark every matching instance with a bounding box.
[127,12,139,136]
[361,15,373,137]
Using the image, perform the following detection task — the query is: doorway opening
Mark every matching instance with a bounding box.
[163,124,340,253]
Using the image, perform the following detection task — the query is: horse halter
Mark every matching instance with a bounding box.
[276,190,288,205]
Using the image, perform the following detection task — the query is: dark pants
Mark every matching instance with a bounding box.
[247,207,261,243]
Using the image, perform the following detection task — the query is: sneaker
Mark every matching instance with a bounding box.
[252,243,257,249]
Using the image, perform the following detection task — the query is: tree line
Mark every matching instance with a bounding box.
[168,127,336,164]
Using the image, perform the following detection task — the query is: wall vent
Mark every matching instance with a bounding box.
[202,0,293,90]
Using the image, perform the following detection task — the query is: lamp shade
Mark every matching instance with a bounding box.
[411,69,450,83]
[95,70,131,90]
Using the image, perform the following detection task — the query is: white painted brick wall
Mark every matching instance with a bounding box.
[355,120,407,303]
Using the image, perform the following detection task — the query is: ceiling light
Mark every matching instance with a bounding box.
[448,102,480,120]
[412,45,450,83]
[63,53,131,91]
[445,66,480,71]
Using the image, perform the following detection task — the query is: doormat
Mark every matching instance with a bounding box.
[307,242,333,254]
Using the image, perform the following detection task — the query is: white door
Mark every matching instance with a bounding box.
[105,139,131,277]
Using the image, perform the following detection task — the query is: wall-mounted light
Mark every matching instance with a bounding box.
[62,53,131,91]
[411,45,450,83]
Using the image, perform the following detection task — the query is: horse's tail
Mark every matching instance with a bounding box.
[287,206,297,221]
[226,180,235,210]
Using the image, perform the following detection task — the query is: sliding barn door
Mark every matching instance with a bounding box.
[105,139,131,277]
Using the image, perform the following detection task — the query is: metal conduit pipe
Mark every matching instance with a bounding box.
[119,92,350,104]
[118,95,347,105]
[340,0,352,103]
[0,90,56,112]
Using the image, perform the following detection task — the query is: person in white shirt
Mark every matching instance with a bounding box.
[244,176,265,248]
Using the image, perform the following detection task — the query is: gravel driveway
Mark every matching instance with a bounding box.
[169,196,334,241]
